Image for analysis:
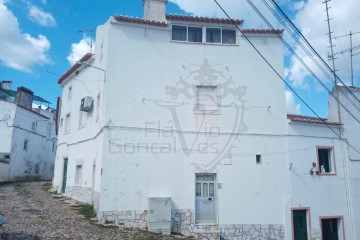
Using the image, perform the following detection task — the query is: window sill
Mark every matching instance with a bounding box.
[78,124,86,129]
[170,40,238,46]
[193,110,221,115]
[64,130,70,135]
[318,172,336,176]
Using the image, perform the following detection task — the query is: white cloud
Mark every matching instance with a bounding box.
[67,36,94,65]
[28,5,56,27]
[0,1,51,72]
[169,0,279,29]
[285,90,301,114]
[288,0,360,88]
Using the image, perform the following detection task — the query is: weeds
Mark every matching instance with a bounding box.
[42,182,52,192]
[14,183,30,198]
[72,204,96,219]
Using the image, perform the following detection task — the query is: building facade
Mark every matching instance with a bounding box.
[0,81,57,182]
[53,1,359,239]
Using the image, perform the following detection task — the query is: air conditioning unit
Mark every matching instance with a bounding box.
[80,96,93,112]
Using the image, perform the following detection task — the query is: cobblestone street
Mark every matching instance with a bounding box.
[0,182,193,240]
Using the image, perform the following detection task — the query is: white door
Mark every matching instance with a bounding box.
[195,174,216,224]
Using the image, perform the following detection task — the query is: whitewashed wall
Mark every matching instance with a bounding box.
[0,100,56,181]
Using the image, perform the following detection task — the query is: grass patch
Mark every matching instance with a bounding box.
[42,182,52,192]
[14,183,30,198]
[73,204,96,219]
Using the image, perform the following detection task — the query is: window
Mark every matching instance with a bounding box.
[32,122,36,132]
[195,85,218,112]
[222,29,236,44]
[68,86,72,100]
[206,28,221,43]
[188,27,202,42]
[64,113,71,133]
[75,164,82,185]
[317,147,336,174]
[23,139,28,151]
[320,217,344,240]
[206,28,236,44]
[79,110,86,128]
[256,154,262,164]
[172,25,187,41]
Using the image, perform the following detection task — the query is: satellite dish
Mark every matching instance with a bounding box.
[0,215,5,225]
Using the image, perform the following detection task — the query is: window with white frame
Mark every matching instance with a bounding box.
[64,113,71,133]
[172,25,187,41]
[172,25,202,43]
[75,164,82,185]
[195,85,218,112]
[68,86,72,100]
[188,27,202,42]
[317,147,335,174]
[79,110,86,128]
[206,28,236,44]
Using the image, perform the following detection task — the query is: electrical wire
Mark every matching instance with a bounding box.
[212,0,360,154]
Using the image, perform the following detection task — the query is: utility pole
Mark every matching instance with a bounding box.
[323,0,337,85]
[334,31,360,86]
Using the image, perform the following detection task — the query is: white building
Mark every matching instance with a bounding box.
[0,81,57,182]
[53,1,360,239]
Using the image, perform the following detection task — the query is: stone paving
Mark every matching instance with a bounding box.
[0,182,194,240]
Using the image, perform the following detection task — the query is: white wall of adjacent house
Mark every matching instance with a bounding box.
[0,100,57,182]
[288,122,352,240]
[93,17,290,230]
[0,100,16,181]
[329,86,360,239]
[53,61,106,207]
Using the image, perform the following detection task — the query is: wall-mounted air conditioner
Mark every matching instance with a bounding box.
[80,96,93,112]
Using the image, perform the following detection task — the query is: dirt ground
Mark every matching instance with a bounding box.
[0,181,193,240]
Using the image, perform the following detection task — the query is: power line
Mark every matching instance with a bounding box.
[211,0,360,154]
[247,0,360,123]
[269,0,360,106]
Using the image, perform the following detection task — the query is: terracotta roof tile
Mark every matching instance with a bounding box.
[166,14,244,25]
[287,114,342,126]
[58,53,94,85]
[242,29,284,35]
[113,15,167,27]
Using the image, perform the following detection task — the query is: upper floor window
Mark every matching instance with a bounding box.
[172,25,203,43]
[172,25,236,45]
[206,28,236,44]
[172,25,187,41]
[64,113,71,133]
[195,85,218,113]
[317,146,336,175]
[68,86,72,100]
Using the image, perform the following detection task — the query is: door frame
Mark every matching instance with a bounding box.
[291,207,311,240]
[61,158,68,194]
[195,173,218,225]
[319,216,346,240]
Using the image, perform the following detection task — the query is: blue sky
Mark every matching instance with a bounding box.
[0,0,359,118]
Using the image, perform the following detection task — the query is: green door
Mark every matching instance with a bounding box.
[293,210,308,240]
[61,158,68,193]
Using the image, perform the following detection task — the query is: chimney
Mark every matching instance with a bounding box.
[142,0,168,22]
[1,80,12,90]
[15,86,33,110]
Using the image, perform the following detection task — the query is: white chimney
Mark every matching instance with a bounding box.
[1,80,12,90]
[142,0,168,22]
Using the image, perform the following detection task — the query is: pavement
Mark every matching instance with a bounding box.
[0,181,193,240]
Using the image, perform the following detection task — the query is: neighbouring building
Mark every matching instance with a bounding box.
[0,81,57,182]
[52,0,360,239]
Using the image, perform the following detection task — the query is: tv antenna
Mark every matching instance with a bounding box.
[334,31,360,86]
[323,0,337,85]
[77,29,95,53]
